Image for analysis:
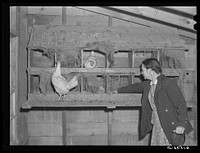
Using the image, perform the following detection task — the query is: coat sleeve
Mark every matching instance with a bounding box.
[166,79,188,128]
[117,81,146,93]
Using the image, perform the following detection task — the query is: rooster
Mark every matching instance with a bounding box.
[52,61,80,100]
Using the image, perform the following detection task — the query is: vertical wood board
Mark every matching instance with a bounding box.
[65,110,107,123]
[112,135,141,145]
[112,110,140,123]
[28,136,62,145]
[28,110,62,123]
[112,123,139,135]
[28,122,62,136]
[65,123,107,136]
[66,135,107,145]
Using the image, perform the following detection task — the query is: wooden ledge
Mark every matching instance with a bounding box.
[27,67,184,76]
[22,93,195,109]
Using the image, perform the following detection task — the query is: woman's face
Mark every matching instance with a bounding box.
[141,64,151,80]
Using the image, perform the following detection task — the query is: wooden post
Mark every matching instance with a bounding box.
[107,110,112,145]
[81,50,84,93]
[62,7,66,25]
[106,16,113,145]
[62,110,67,145]
[16,6,29,145]
[27,48,31,93]
[128,51,135,84]
[62,6,67,146]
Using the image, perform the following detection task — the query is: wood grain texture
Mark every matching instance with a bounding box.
[28,136,62,145]
[28,122,62,136]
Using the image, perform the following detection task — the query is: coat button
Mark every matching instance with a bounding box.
[165,109,168,112]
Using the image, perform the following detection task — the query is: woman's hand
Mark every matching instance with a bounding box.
[173,126,185,134]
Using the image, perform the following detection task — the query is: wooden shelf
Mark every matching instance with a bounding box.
[22,93,195,109]
[22,93,142,109]
[27,67,184,76]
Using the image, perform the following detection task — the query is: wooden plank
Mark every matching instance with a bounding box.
[112,123,139,135]
[109,7,195,33]
[66,135,107,145]
[61,8,67,145]
[112,135,141,145]
[28,6,62,15]
[76,7,175,29]
[10,6,17,34]
[28,122,62,136]
[28,45,188,51]
[28,67,137,74]
[66,15,108,26]
[28,93,142,102]
[27,25,187,49]
[16,6,29,145]
[28,110,62,123]
[27,67,184,76]
[22,93,195,109]
[62,111,66,145]
[108,16,112,26]
[76,6,196,38]
[107,111,112,145]
[62,7,66,25]
[65,123,107,136]
[65,110,107,123]
[112,110,139,123]
[22,93,142,109]
[28,136,62,145]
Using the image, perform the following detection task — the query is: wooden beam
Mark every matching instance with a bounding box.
[76,6,196,37]
[151,6,195,19]
[106,7,196,34]
[61,6,67,146]
[22,93,142,109]
[28,6,62,15]
[16,6,29,145]
[75,6,153,28]
[27,67,184,76]
[177,29,196,40]
[22,93,195,109]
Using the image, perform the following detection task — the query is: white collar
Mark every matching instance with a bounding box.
[150,79,158,85]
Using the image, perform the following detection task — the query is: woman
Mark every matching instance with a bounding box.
[115,58,193,146]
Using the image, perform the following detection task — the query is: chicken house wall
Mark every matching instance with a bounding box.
[16,7,197,145]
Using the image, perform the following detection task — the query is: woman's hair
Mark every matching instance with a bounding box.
[142,58,162,74]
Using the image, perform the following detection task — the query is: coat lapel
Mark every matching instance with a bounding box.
[154,75,163,105]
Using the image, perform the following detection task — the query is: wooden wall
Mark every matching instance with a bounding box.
[28,109,151,145]
[10,6,29,145]
[24,7,197,145]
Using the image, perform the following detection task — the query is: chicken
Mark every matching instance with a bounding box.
[84,51,97,68]
[52,61,79,100]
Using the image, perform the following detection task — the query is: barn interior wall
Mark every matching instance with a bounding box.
[15,6,196,145]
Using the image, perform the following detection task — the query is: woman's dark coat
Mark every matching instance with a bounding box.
[117,74,193,144]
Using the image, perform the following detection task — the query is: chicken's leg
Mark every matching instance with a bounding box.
[58,94,64,102]
[58,94,62,100]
